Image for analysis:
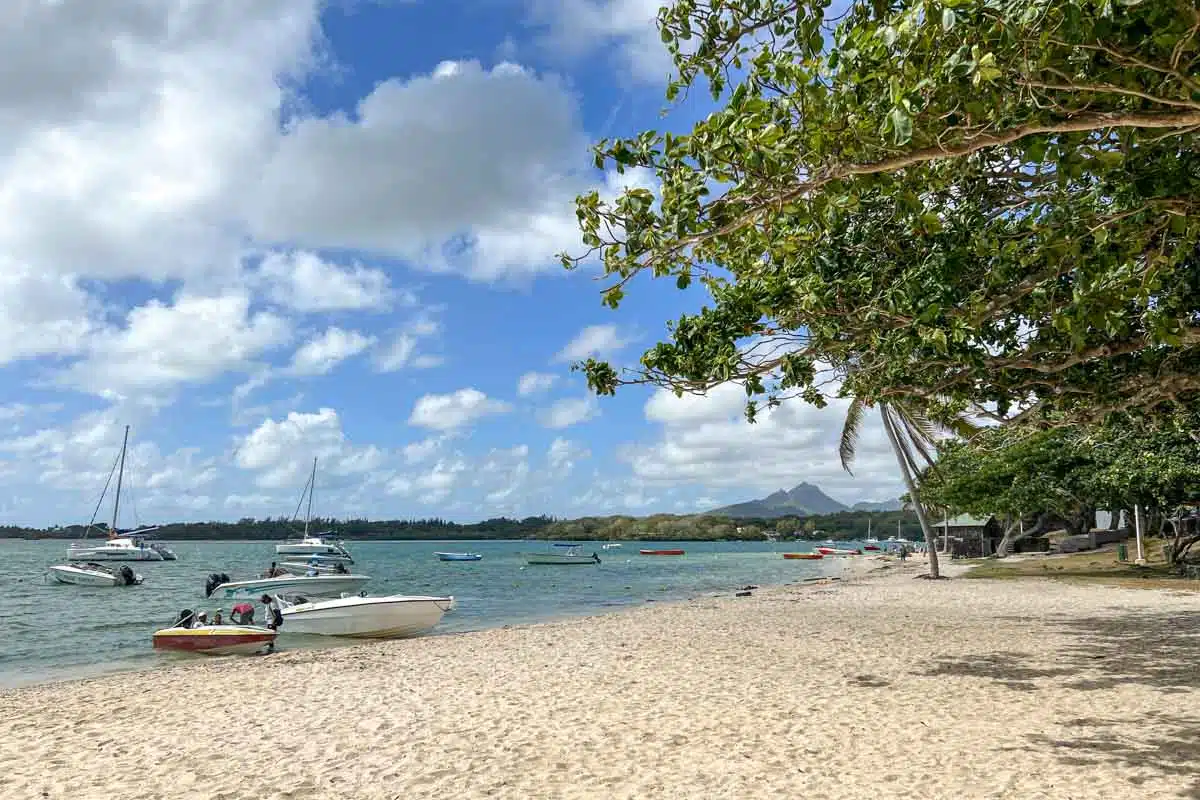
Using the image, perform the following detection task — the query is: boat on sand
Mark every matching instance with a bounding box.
[277,594,455,638]
[153,625,277,655]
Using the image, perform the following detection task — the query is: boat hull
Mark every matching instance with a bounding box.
[68,540,163,561]
[153,625,277,655]
[435,552,482,561]
[280,595,453,638]
[639,549,685,556]
[782,553,824,560]
[49,565,143,586]
[816,547,861,556]
[525,554,599,565]
[208,575,370,599]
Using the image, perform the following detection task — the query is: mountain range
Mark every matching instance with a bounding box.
[709,483,902,518]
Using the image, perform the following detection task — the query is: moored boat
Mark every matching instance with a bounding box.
[152,624,277,655]
[49,563,143,586]
[277,594,455,638]
[273,458,354,563]
[639,548,685,556]
[526,544,601,565]
[435,552,482,562]
[816,546,862,556]
[781,553,824,560]
[204,572,370,599]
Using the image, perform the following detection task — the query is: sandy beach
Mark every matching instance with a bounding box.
[3,557,1197,800]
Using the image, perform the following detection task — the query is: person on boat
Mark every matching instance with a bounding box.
[194,611,209,627]
[212,609,223,625]
[230,602,254,625]
[333,562,348,574]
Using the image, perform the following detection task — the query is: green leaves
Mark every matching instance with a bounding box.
[563,0,1200,429]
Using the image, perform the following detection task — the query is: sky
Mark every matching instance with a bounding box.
[0,0,904,527]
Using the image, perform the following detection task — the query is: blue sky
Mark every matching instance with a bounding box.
[0,0,901,526]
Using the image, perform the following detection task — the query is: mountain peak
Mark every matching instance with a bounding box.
[710,483,848,519]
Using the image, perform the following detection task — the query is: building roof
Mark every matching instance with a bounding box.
[942,514,994,528]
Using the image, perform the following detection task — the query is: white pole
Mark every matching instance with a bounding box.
[1134,504,1146,565]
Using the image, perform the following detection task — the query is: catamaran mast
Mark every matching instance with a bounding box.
[304,457,317,537]
[110,425,130,538]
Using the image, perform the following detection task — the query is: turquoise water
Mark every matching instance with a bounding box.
[0,538,852,688]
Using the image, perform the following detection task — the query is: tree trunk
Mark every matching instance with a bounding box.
[994,517,1021,559]
[881,408,941,578]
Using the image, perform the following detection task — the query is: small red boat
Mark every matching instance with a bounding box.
[863,545,881,551]
[639,549,685,556]
[152,625,277,655]
[816,546,862,556]
[782,553,824,560]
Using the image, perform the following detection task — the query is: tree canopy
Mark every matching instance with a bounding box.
[565,0,1200,426]
[919,412,1200,524]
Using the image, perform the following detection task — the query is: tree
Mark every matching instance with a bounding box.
[839,398,971,577]
[920,412,1200,557]
[564,0,1200,429]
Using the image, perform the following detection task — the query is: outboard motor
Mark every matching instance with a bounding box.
[173,608,195,629]
[120,565,136,586]
[204,572,230,598]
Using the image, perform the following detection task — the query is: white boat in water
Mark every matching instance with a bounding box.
[526,544,602,565]
[273,459,354,563]
[49,563,143,586]
[67,426,176,562]
[278,594,454,639]
[204,571,370,600]
[277,561,347,575]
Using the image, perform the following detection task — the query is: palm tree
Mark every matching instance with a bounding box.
[839,398,975,579]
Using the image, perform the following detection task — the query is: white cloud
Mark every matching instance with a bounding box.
[257,250,397,313]
[517,371,558,396]
[61,291,291,399]
[408,388,512,431]
[402,436,445,465]
[547,437,590,473]
[628,383,904,500]
[234,408,385,490]
[287,327,375,376]
[387,458,468,503]
[0,0,322,284]
[246,59,595,280]
[529,0,672,83]
[554,324,630,362]
[537,396,599,429]
[372,312,444,373]
[0,261,95,366]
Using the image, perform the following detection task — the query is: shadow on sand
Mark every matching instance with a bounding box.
[923,610,1200,797]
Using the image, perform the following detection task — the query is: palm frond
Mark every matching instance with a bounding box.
[839,396,867,474]
[888,404,939,469]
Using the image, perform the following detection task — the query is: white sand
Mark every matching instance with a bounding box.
[3,556,1198,799]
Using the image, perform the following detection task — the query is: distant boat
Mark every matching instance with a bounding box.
[67,425,171,562]
[601,543,623,550]
[639,549,685,556]
[436,552,482,562]
[526,544,600,565]
[782,553,823,560]
[274,458,354,563]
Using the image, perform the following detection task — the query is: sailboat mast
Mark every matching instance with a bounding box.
[304,457,317,537]
[110,425,130,536]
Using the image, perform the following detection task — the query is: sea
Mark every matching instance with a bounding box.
[0,538,857,688]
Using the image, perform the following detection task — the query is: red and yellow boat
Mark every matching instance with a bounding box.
[782,552,824,560]
[639,549,685,556]
[152,625,277,656]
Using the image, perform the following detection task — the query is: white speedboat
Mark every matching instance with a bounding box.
[277,561,347,575]
[278,594,454,639]
[49,563,143,586]
[204,571,370,600]
[272,459,354,563]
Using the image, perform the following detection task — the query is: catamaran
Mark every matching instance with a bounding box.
[273,458,354,563]
[65,425,175,562]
